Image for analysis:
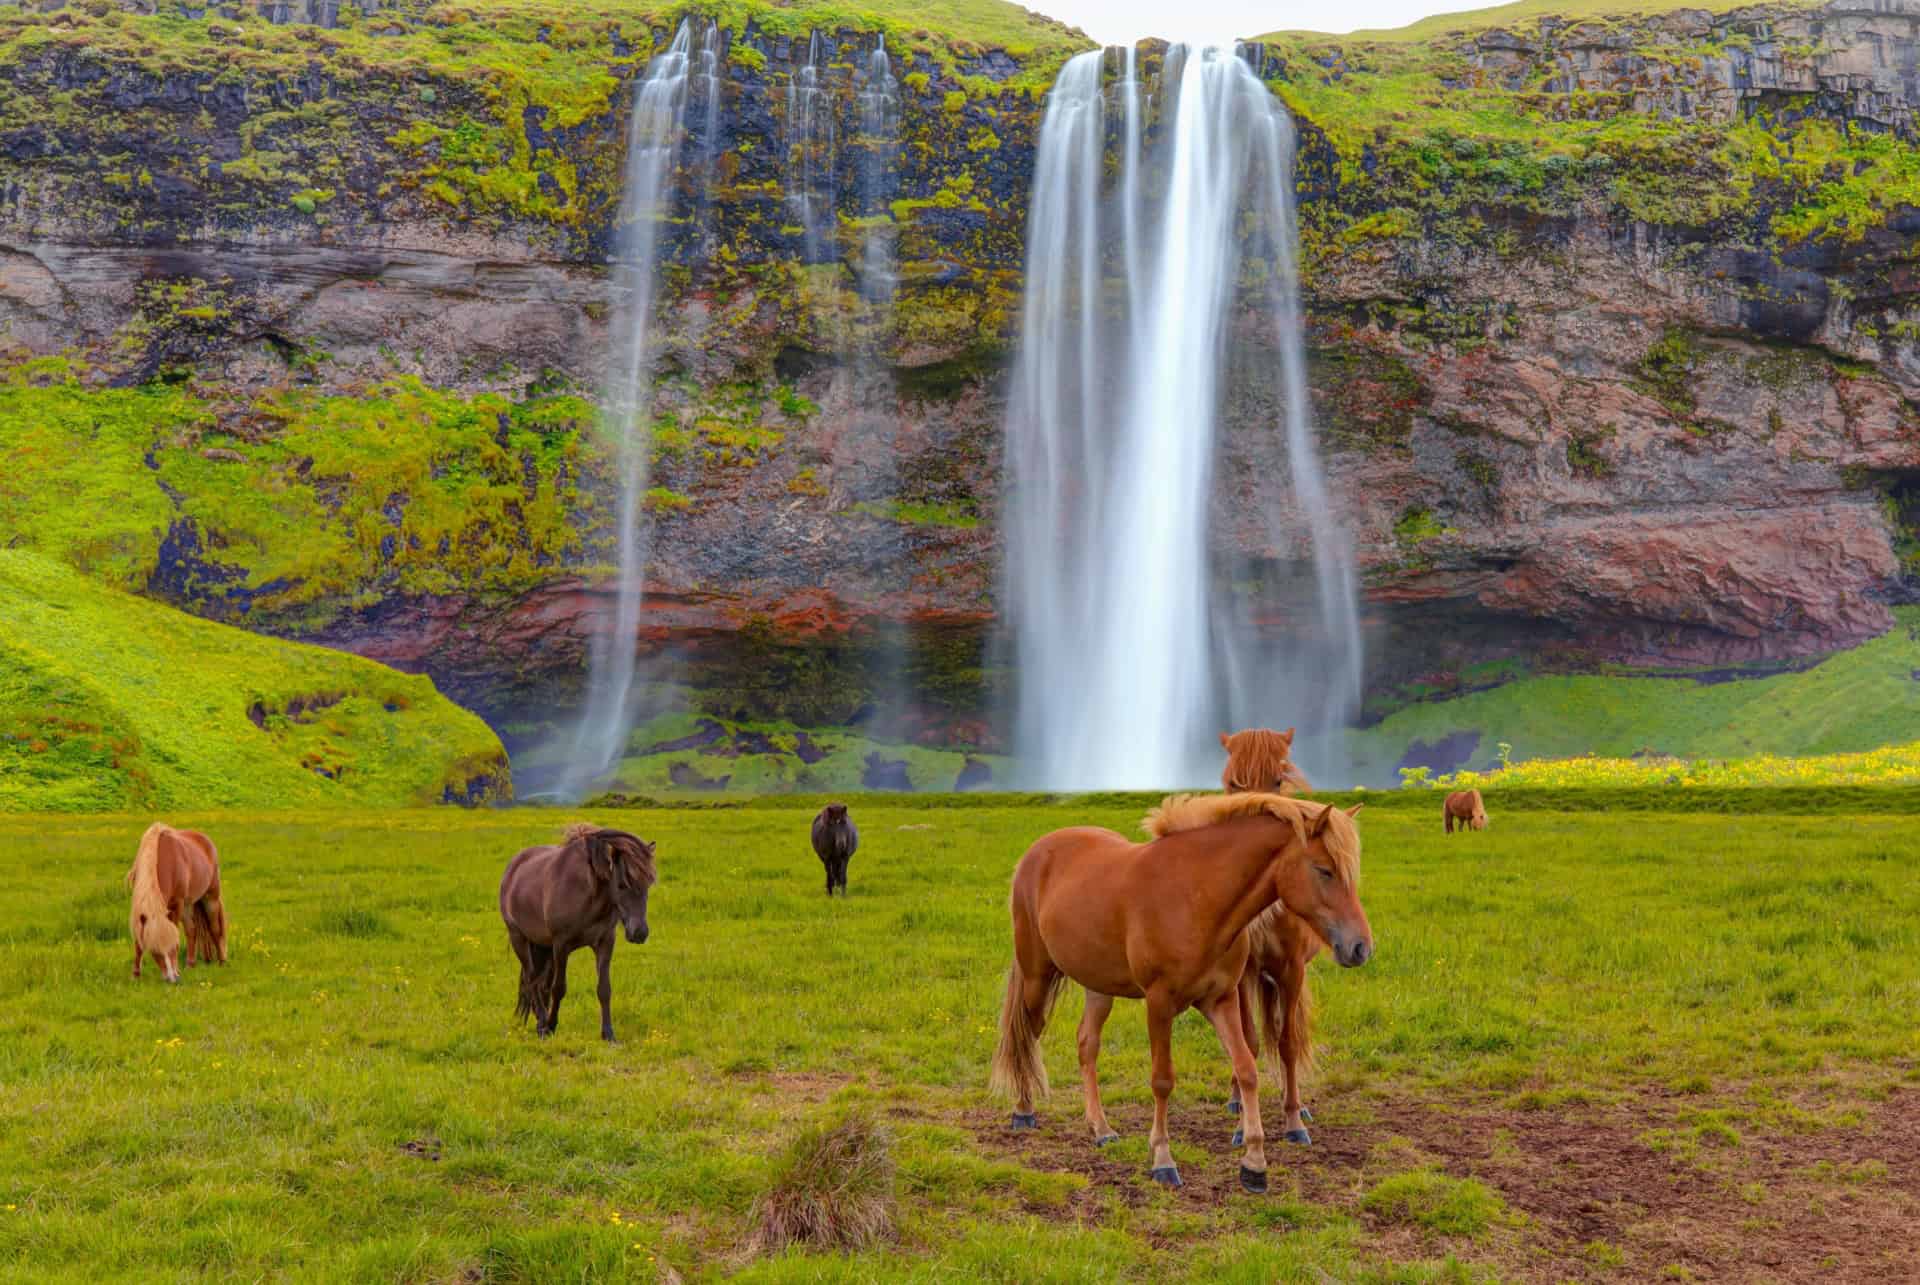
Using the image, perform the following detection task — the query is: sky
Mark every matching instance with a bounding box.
[1027,0,1492,44]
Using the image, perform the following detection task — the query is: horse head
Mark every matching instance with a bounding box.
[139,912,181,983]
[1220,727,1305,794]
[584,829,657,945]
[1277,802,1372,968]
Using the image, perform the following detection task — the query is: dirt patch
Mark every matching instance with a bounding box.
[959,1085,1920,1282]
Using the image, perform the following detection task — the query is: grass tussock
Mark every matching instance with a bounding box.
[748,1112,897,1256]
[1361,1167,1509,1236]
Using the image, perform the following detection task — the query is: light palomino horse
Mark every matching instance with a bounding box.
[990,794,1370,1192]
[1444,789,1489,833]
[126,822,228,983]
[1081,727,1327,1147]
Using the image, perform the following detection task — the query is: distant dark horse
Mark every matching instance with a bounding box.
[499,824,656,1041]
[812,803,858,895]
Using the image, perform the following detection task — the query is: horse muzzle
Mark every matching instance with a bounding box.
[625,924,649,945]
[1329,934,1373,968]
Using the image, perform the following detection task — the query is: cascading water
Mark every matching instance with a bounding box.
[784,31,834,263]
[854,36,899,313]
[1002,44,1363,791]
[560,20,717,798]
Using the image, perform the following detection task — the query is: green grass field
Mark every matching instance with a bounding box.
[2,799,1914,1282]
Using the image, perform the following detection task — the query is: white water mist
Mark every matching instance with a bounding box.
[1003,45,1363,790]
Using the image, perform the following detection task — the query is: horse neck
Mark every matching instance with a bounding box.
[1184,818,1298,962]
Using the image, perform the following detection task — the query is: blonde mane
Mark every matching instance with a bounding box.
[127,822,178,954]
[1142,792,1360,886]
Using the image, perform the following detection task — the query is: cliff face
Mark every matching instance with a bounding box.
[2,0,1917,751]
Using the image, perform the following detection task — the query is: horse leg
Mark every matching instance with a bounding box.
[1226,973,1256,1120]
[528,942,555,1035]
[1206,990,1268,1194]
[594,936,615,1043]
[545,945,570,1035]
[1077,991,1119,1146]
[1145,991,1180,1187]
[131,937,143,980]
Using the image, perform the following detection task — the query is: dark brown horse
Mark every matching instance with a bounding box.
[499,824,656,1042]
[127,822,227,983]
[991,794,1370,1192]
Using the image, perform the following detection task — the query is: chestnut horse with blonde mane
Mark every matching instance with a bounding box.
[126,822,228,983]
[991,793,1371,1192]
[1079,727,1328,1147]
[1444,789,1489,833]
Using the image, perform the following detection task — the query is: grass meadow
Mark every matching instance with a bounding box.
[1,798,1915,1282]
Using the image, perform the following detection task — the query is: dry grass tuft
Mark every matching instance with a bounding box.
[747,1112,896,1255]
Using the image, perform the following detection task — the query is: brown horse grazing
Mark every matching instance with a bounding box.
[500,824,656,1042]
[1444,789,1489,833]
[1219,728,1312,794]
[991,794,1370,1193]
[126,823,227,983]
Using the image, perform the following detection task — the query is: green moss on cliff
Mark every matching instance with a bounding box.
[0,361,594,629]
[0,548,506,811]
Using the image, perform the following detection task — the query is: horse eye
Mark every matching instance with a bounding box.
[1313,866,1333,879]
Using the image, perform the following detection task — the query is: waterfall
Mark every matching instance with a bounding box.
[1002,45,1363,791]
[560,20,716,798]
[855,35,899,310]
[785,31,834,263]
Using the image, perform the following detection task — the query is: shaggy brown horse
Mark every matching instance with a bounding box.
[499,824,656,1042]
[1444,789,1489,833]
[991,794,1370,1192]
[126,822,227,983]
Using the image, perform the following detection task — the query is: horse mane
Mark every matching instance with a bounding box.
[1142,793,1360,885]
[561,823,657,885]
[127,822,177,948]
[1220,728,1307,794]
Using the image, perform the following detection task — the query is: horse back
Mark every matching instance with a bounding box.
[501,843,602,943]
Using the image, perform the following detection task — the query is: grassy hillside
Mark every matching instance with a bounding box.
[0,550,508,811]
[1266,0,1823,42]
[0,804,1911,1280]
[1351,609,1920,781]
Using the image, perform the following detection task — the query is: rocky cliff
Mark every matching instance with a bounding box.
[1,0,1916,757]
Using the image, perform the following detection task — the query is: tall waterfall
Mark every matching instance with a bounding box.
[1002,45,1363,790]
[561,20,716,798]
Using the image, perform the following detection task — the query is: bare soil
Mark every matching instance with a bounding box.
[959,1083,1920,1282]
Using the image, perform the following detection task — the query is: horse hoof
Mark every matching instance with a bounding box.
[1231,1128,1243,1147]
[1240,1165,1268,1195]
[1285,1128,1312,1146]
[1149,1166,1182,1189]
[1010,1113,1038,1132]
[1094,1133,1119,1148]
[1300,1106,1313,1123]
[1226,1098,1241,1116]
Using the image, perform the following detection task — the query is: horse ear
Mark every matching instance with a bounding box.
[1281,726,1295,742]
[1346,803,1364,818]
[1218,731,1232,749]
[1307,804,1334,838]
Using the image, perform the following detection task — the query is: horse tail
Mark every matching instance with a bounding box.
[989,956,1063,1104]
[513,961,542,1025]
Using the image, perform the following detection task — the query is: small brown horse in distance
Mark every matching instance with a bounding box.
[126,822,228,983]
[1445,788,1489,833]
[991,793,1371,1193]
[500,824,656,1042]
[1080,727,1327,1146]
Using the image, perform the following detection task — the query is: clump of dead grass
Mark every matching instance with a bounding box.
[747,1111,896,1255]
